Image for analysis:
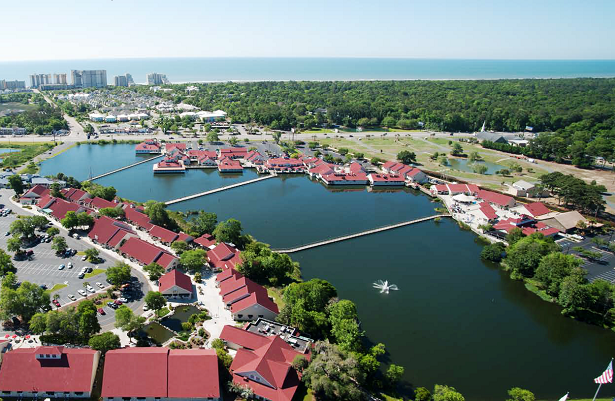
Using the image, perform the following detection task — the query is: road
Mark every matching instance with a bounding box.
[0,189,148,333]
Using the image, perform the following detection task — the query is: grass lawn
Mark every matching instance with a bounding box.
[84,268,105,279]
[156,307,170,318]
[266,287,285,310]
[44,283,67,297]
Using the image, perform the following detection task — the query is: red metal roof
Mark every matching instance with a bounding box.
[149,225,179,243]
[102,348,168,398]
[124,206,154,230]
[119,237,163,265]
[165,143,187,152]
[477,189,515,207]
[479,203,498,220]
[155,252,178,270]
[168,349,219,398]
[194,233,216,248]
[23,184,50,198]
[88,216,134,245]
[159,269,192,293]
[524,202,550,217]
[176,232,193,243]
[231,289,279,315]
[220,325,272,350]
[87,197,117,210]
[0,346,98,393]
[49,198,82,220]
[216,268,243,284]
[447,183,469,194]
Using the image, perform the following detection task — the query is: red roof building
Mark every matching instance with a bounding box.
[308,163,334,179]
[208,243,242,271]
[216,268,243,285]
[20,185,50,204]
[102,347,219,400]
[219,274,279,321]
[149,224,179,244]
[477,189,516,208]
[478,202,498,221]
[266,157,305,173]
[194,233,216,249]
[218,158,243,172]
[124,206,154,230]
[158,269,193,298]
[0,346,100,398]
[135,140,162,154]
[221,328,306,401]
[88,216,136,248]
[165,143,187,153]
[62,188,91,203]
[83,196,117,210]
[119,237,178,271]
[367,173,405,186]
[218,147,248,159]
[523,202,551,218]
[176,232,194,243]
[48,198,86,220]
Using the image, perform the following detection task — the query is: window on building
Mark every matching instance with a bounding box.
[237,314,243,318]
[248,314,253,319]
[258,315,264,318]
[46,392,55,395]
[75,392,83,396]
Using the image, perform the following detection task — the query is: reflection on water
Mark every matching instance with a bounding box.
[447,158,504,175]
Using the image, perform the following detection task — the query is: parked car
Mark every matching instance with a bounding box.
[81,255,87,261]
[86,267,93,273]
[96,282,104,289]
[58,264,65,270]
[109,303,118,309]
[52,300,60,307]
[68,262,73,269]
[114,300,123,305]
[68,294,76,301]
[97,308,105,315]
[39,284,48,290]
[118,297,128,303]
[143,305,149,311]
[77,272,85,279]
[86,285,95,293]
[78,289,87,296]
[4,232,9,236]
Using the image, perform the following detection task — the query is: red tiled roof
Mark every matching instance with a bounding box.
[159,269,192,293]
[194,233,216,249]
[136,142,161,151]
[447,183,469,194]
[176,232,193,243]
[0,346,98,393]
[216,268,243,284]
[479,203,498,220]
[166,143,187,152]
[62,188,89,202]
[368,173,404,182]
[382,160,397,170]
[477,189,515,207]
[168,349,219,399]
[218,159,243,171]
[466,184,480,194]
[37,194,55,208]
[149,225,179,243]
[88,216,134,245]
[209,243,242,270]
[433,184,449,193]
[349,162,365,173]
[220,325,272,350]
[87,197,117,210]
[102,348,168,398]
[156,252,178,270]
[524,202,550,217]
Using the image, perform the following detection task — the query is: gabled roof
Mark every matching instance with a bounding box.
[524,202,550,217]
[0,346,98,393]
[220,325,273,350]
[168,349,219,399]
[479,202,498,220]
[176,232,194,243]
[88,216,135,245]
[209,242,239,263]
[156,252,179,270]
[231,289,279,315]
[216,267,243,284]
[23,184,50,198]
[194,233,216,249]
[119,237,163,265]
[48,198,83,220]
[477,189,515,207]
[149,225,179,243]
[87,196,117,210]
[62,188,90,202]
[159,269,192,293]
[165,143,187,152]
[124,206,154,230]
[102,348,168,398]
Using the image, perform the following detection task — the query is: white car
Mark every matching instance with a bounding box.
[81,255,87,261]
[86,286,95,293]
[119,297,128,303]
[68,294,76,301]
[68,262,73,269]
[78,289,87,296]
[143,305,149,311]
[96,282,104,289]
[58,264,65,270]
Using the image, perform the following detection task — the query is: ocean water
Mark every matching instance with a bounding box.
[1,58,615,84]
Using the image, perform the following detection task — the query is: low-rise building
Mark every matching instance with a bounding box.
[158,269,192,298]
[477,189,516,209]
[208,243,242,271]
[217,157,243,173]
[102,348,220,401]
[367,173,405,186]
[0,346,100,399]
[135,139,161,154]
[119,237,178,271]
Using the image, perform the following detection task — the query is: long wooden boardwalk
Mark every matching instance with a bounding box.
[274,214,451,253]
[88,155,164,181]
[165,174,276,205]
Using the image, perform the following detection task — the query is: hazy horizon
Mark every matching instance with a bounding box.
[1,0,614,62]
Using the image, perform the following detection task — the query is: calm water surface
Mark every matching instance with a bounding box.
[39,145,615,400]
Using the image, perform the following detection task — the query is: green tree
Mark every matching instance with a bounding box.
[29,312,48,334]
[50,182,63,198]
[213,218,245,247]
[144,200,174,229]
[206,131,219,142]
[469,151,483,162]
[180,249,207,273]
[191,211,217,235]
[51,236,68,254]
[84,248,100,262]
[78,308,101,338]
[292,354,309,373]
[534,253,581,296]
[194,271,202,282]
[505,227,525,246]
[88,332,121,353]
[8,175,24,195]
[450,143,464,156]
[558,275,588,315]
[415,387,432,401]
[46,226,60,237]
[433,385,466,401]
[272,131,282,144]
[6,236,22,254]
[60,211,80,230]
[144,291,167,311]
[144,262,165,281]
[327,300,363,352]
[506,387,536,401]
[385,364,405,388]
[397,150,417,164]
[10,218,36,242]
[106,262,131,285]
[228,137,239,146]
[480,242,505,262]
[505,234,560,277]
[114,305,145,336]
[171,240,189,255]
[0,281,50,322]
[0,249,15,276]
[1,272,18,289]
[76,212,95,229]
[99,206,125,219]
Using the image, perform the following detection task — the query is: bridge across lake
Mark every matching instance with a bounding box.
[164,174,276,205]
[87,155,163,181]
[274,214,451,253]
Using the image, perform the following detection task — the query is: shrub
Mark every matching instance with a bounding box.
[481,242,505,262]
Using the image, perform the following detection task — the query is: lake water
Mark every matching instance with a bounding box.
[39,144,615,400]
[447,158,504,175]
[2,58,615,83]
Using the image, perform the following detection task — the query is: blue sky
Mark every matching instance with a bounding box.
[1,0,614,61]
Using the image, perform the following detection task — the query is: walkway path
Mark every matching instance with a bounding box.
[164,174,276,205]
[274,214,450,253]
[87,155,163,181]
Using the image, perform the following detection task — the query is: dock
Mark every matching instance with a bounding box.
[164,174,276,205]
[274,214,451,253]
[87,155,164,181]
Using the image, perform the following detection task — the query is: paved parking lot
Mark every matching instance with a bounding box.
[557,235,615,283]
[0,189,148,331]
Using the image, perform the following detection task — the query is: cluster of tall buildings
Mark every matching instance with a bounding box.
[29,73,67,88]
[0,79,26,91]
[113,73,135,87]
[147,72,170,85]
[71,70,107,88]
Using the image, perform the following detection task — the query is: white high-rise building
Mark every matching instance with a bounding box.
[125,73,135,86]
[71,70,107,88]
[146,73,170,85]
[53,73,67,85]
[114,75,128,87]
[29,73,52,88]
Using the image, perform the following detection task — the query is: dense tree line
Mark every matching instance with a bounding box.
[134,79,615,135]
[0,102,67,134]
[540,172,606,214]
[29,300,101,344]
[482,231,615,329]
